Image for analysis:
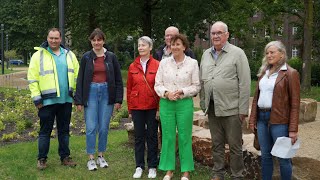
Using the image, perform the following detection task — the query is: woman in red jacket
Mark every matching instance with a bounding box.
[127,36,160,179]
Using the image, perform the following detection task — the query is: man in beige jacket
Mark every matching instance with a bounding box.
[199,21,251,180]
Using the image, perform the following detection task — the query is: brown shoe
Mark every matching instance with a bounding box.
[37,158,47,170]
[61,156,77,167]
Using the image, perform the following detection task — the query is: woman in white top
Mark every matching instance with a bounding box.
[154,34,201,180]
[249,41,300,180]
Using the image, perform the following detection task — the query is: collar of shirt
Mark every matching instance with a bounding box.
[47,47,64,56]
[266,63,288,77]
[163,46,172,56]
[140,58,149,73]
[211,44,227,60]
[170,55,186,65]
[140,58,149,65]
[92,47,107,58]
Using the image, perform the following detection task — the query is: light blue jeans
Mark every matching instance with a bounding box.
[257,111,292,180]
[85,83,114,155]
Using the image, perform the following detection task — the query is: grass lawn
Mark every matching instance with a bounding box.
[0,130,212,180]
[1,68,17,75]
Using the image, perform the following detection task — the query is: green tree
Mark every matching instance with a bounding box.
[0,0,59,62]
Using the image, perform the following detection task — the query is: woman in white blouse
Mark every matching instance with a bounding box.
[249,41,300,180]
[154,34,200,180]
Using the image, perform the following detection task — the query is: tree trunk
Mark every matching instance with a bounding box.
[142,0,152,37]
[301,0,314,91]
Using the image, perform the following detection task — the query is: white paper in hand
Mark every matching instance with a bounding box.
[271,137,300,158]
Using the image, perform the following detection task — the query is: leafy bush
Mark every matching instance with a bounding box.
[287,58,320,86]
[16,121,26,134]
[1,132,19,141]
[0,86,130,142]
[110,102,128,129]
[248,58,262,80]
[287,57,303,74]
[116,51,132,70]
[0,120,5,131]
[311,62,320,86]
[192,47,204,65]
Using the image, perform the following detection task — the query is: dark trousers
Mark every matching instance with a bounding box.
[38,103,72,161]
[208,101,244,179]
[132,109,158,169]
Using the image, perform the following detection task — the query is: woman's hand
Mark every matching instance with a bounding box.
[76,105,83,112]
[167,91,177,101]
[156,111,160,121]
[166,90,183,101]
[128,114,132,122]
[114,103,121,110]
[289,132,298,144]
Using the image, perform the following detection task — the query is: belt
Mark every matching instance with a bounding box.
[259,108,271,112]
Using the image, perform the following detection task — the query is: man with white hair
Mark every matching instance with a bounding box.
[199,21,251,180]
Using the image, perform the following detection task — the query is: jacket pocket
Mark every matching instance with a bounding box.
[130,71,139,75]
[129,91,139,108]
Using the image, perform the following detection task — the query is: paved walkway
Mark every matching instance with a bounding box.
[0,67,29,89]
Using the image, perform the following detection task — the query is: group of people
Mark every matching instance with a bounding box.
[27,20,300,180]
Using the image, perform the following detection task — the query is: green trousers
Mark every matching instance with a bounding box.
[158,98,195,172]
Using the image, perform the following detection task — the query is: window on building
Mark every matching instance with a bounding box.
[292,27,298,35]
[292,46,298,57]
[252,27,257,38]
[252,49,257,58]
[278,26,283,36]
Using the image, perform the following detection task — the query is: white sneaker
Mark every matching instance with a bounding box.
[148,168,157,178]
[96,156,108,168]
[87,159,97,171]
[133,167,143,178]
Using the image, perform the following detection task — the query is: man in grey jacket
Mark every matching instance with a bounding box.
[199,21,251,180]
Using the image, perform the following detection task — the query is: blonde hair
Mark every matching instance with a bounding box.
[257,41,287,77]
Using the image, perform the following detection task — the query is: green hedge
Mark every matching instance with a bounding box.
[287,58,320,86]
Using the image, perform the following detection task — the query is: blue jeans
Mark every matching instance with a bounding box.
[257,111,292,180]
[85,83,114,155]
[38,103,72,161]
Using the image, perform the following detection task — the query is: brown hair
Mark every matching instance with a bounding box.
[47,28,61,37]
[89,28,106,41]
[170,34,189,50]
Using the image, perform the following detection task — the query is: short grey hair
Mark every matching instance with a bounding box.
[212,21,228,32]
[138,36,153,48]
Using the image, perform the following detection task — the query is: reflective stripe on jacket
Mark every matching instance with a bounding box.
[28,46,79,106]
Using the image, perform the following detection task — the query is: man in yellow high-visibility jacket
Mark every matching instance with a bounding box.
[28,28,79,170]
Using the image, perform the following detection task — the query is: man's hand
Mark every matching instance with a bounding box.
[249,123,256,132]
[239,114,247,123]
[36,104,43,109]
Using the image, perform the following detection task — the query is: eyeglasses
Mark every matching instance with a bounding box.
[211,31,226,37]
